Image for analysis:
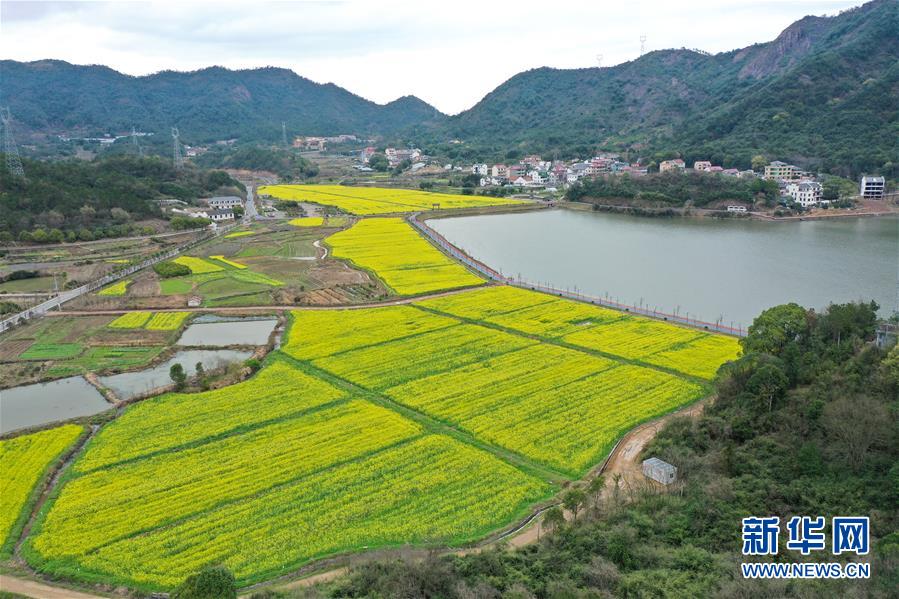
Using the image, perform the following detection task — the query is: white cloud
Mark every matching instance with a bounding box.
[0,0,865,114]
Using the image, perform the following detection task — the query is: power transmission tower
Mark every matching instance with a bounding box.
[281,122,288,147]
[131,126,143,157]
[596,53,603,68]
[639,35,647,56]
[171,127,184,169]
[1,107,25,178]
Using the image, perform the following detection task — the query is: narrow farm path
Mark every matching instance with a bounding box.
[0,574,107,599]
[48,283,496,316]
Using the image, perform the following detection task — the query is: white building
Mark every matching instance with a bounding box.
[471,163,489,176]
[207,209,235,221]
[693,160,712,172]
[207,196,243,209]
[642,458,677,485]
[786,181,824,208]
[659,159,685,173]
[860,175,885,199]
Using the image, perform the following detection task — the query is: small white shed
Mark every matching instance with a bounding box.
[642,457,677,485]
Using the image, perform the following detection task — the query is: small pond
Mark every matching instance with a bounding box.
[176,316,278,347]
[1,376,111,434]
[98,348,253,400]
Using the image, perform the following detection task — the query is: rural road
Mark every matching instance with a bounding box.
[0,574,106,599]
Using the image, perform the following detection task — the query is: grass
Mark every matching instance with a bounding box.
[97,279,130,296]
[0,424,83,557]
[46,346,165,378]
[260,184,525,215]
[326,218,484,295]
[0,276,57,293]
[159,278,193,295]
[18,343,83,360]
[224,231,254,239]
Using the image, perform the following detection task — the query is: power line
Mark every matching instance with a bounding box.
[171,127,184,169]
[1,107,25,178]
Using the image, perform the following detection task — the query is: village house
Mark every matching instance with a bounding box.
[206,196,243,209]
[764,161,800,181]
[786,181,824,208]
[693,160,712,171]
[491,164,508,179]
[471,163,489,176]
[659,159,685,173]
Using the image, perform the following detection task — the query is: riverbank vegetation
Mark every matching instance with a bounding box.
[566,171,780,208]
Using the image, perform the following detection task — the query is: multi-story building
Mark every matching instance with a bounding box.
[471,163,489,176]
[860,175,885,199]
[764,161,800,181]
[491,164,508,179]
[659,159,685,173]
[206,196,243,209]
[786,181,823,208]
[693,161,712,172]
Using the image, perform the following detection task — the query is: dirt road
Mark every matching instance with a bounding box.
[0,575,106,599]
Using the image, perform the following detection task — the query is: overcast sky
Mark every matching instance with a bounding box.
[1,0,865,114]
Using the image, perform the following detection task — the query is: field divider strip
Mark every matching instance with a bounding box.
[411,304,712,387]
[275,351,569,484]
[69,433,430,557]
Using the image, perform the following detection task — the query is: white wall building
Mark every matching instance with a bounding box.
[860,175,885,199]
[786,181,824,207]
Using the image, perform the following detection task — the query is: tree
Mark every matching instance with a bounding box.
[751,155,767,172]
[562,488,587,521]
[543,506,565,534]
[367,153,389,172]
[586,475,605,511]
[170,363,186,390]
[747,363,789,412]
[173,565,236,599]
[822,396,890,470]
[741,303,808,356]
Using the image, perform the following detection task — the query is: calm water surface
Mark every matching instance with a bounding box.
[429,210,898,327]
[98,348,253,400]
[176,318,277,346]
[0,376,110,434]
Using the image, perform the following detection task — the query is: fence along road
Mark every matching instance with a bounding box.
[409,213,746,337]
[0,221,239,335]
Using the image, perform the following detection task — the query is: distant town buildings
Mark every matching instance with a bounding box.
[860,175,885,199]
[294,134,358,151]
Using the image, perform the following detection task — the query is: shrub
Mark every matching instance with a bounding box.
[172,565,236,599]
[154,261,191,278]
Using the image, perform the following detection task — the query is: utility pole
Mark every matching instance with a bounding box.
[1,107,25,178]
[171,127,184,170]
[640,35,647,56]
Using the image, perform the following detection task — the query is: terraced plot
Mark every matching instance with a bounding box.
[26,359,550,589]
[97,279,131,296]
[326,218,484,294]
[418,285,741,380]
[261,184,523,215]
[0,424,83,554]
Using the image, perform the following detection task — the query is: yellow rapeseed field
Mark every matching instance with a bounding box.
[260,184,524,215]
[287,217,325,227]
[143,312,191,331]
[108,311,152,328]
[326,218,484,294]
[97,279,130,296]
[0,424,82,553]
[209,255,247,269]
[172,256,223,274]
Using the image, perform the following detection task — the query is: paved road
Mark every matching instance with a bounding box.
[0,575,106,599]
[242,183,259,221]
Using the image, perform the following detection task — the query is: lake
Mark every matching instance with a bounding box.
[428,210,898,328]
[0,376,111,434]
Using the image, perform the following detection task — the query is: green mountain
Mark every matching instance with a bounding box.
[0,61,445,143]
[429,0,897,177]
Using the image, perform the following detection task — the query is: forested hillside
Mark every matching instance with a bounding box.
[0,155,240,241]
[427,0,897,178]
[0,62,445,143]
